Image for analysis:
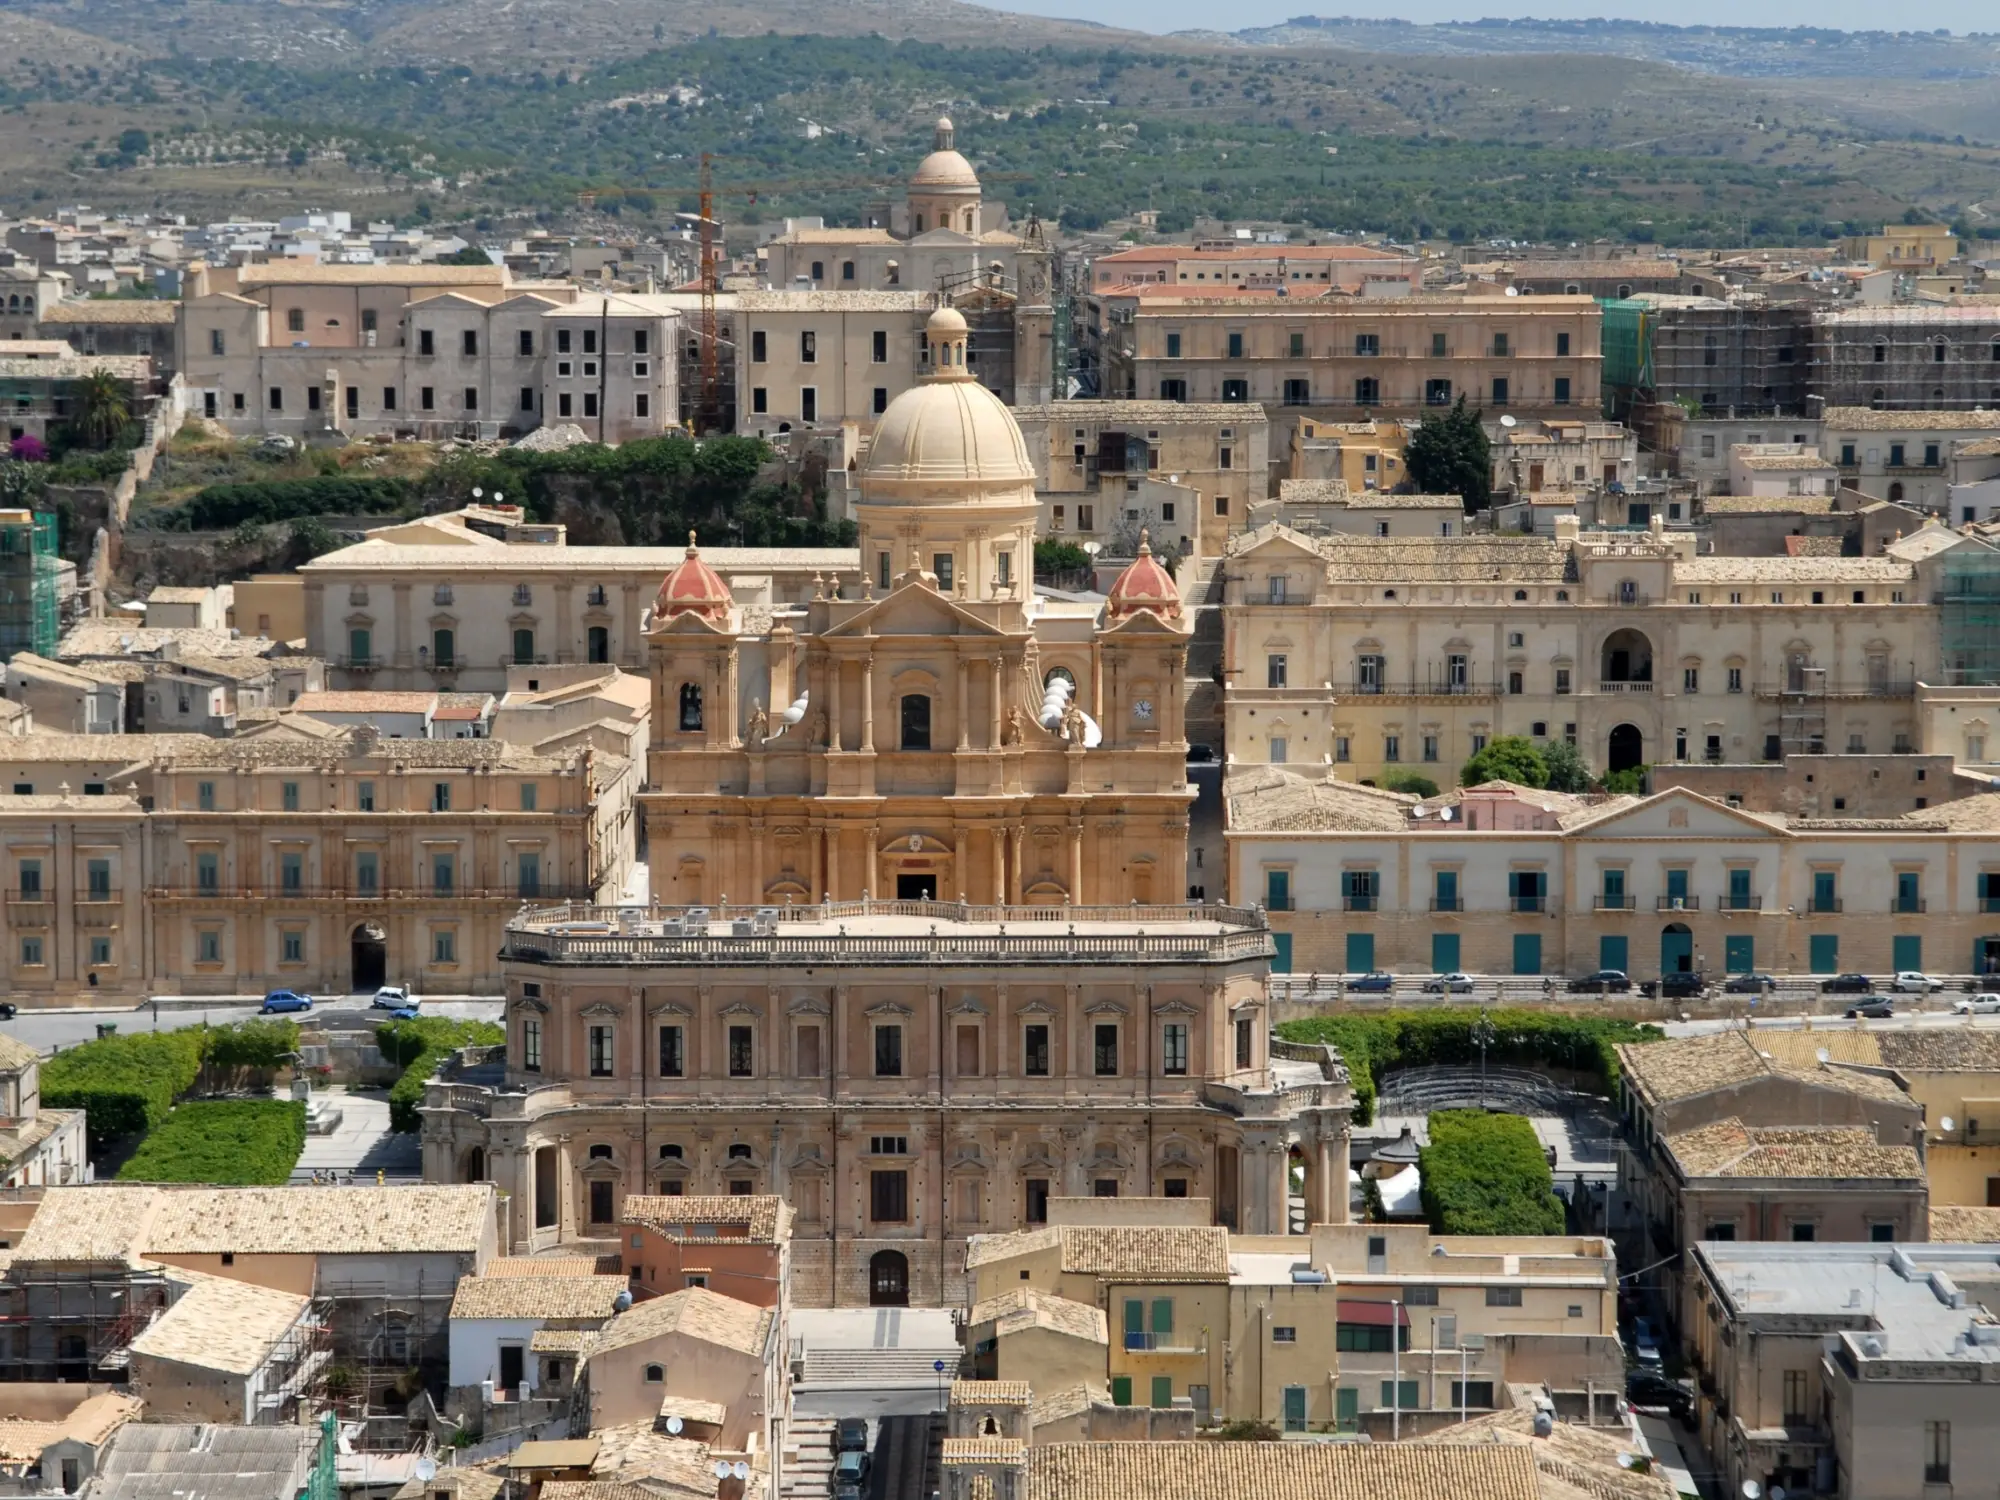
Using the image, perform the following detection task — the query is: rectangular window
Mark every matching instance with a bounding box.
[1554,376,1571,404]
[1556,332,1571,356]
[1093,1023,1118,1076]
[279,852,302,893]
[874,1025,903,1077]
[800,387,817,423]
[281,780,300,812]
[1162,1023,1189,1076]
[17,859,41,898]
[355,852,378,894]
[728,1025,754,1077]
[872,329,888,363]
[588,1026,614,1077]
[20,936,43,966]
[635,393,650,419]
[1267,654,1287,689]
[433,928,457,963]
[86,858,111,900]
[269,386,283,412]
[659,1025,684,1077]
[870,1169,909,1223]
[516,852,541,898]
[1165,332,1182,358]
[1925,1422,1951,1484]
[1486,1285,1524,1307]
[1024,1024,1050,1077]
[196,851,220,894]
[421,386,435,411]
[433,853,455,894]
[197,930,220,964]
[1236,1017,1254,1069]
[1026,1179,1050,1223]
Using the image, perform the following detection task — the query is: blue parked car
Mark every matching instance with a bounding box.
[259,990,313,1014]
[1348,972,1396,992]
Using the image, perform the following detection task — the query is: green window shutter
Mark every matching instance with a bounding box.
[1111,1376,1132,1407]
[1893,935,1922,972]
[1512,933,1542,975]
[1431,932,1460,973]
[1151,1298,1173,1335]
[1335,1387,1359,1426]
[1151,1376,1173,1408]
[1345,932,1374,973]
[1809,933,1839,974]
[1123,1299,1145,1334]
[1271,933,1293,974]
[1725,935,1754,974]
[1599,936,1628,973]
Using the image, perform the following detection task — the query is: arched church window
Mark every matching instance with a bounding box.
[900,694,932,751]
[1044,666,1077,691]
[679,683,702,732]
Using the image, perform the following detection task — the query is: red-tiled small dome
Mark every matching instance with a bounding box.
[654,532,732,622]
[1105,534,1180,620]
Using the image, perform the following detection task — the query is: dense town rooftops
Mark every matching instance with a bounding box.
[1662,1119,1924,1182]
[967,1289,1109,1345]
[1019,1442,1542,1500]
[230,263,509,287]
[301,542,859,573]
[618,1194,788,1244]
[1695,1242,2000,1360]
[1224,768,1415,834]
[1010,400,1263,423]
[1097,244,1413,263]
[584,1286,772,1359]
[733,289,934,313]
[500,900,1272,969]
[131,1273,311,1375]
[1672,556,1914,583]
[950,1379,1035,1407]
[1820,405,2000,430]
[0,355,150,380]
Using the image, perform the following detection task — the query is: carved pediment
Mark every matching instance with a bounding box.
[1158,1139,1200,1168]
[1153,999,1200,1016]
[578,1001,624,1018]
[948,996,989,1017]
[717,1001,764,1019]
[648,1000,693,1018]
[512,996,550,1015]
[865,1001,915,1018]
[1083,999,1129,1016]
[1016,1000,1057,1016]
[879,831,952,856]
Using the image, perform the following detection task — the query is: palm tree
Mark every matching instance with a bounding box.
[73,368,131,449]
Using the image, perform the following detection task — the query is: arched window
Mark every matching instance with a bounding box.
[1889,482,1905,503]
[660,1143,683,1159]
[1514,589,1528,601]
[644,1364,664,1383]
[1991,338,2000,363]
[913,213,925,233]
[1935,340,1949,364]
[1933,389,1945,404]
[1044,666,1076,691]
[679,683,702,731]
[1873,340,1888,363]
[432,627,454,669]
[728,1143,753,1160]
[900,693,932,751]
[1870,388,1886,410]
[588,1144,613,1161]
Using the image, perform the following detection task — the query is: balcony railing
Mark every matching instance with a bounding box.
[342,656,383,670]
[1809,897,1844,914]
[1265,896,1296,912]
[1894,897,1927,914]
[1719,894,1763,911]
[151,883,595,902]
[1982,896,2000,914]
[1594,895,1636,910]
[1512,895,1547,913]
[1430,897,1464,913]
[1122,1331,1197,1353]
[1598,680,1655,693]
[1343,895,1379,913]
[1334,680,1500,698]
[1656,895,1699,911]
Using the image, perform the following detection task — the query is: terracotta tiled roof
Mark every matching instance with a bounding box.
[1929,1206,2000,1242]
[1823,405,2000,431]
[1103,539,1180,620]
[1225,767,1415,834]
[968,1288,1108,1345]
[951,1379,1034,1406]
[584,1287,771,1359]
[1875,1029,2000,1073]
[132,1272,311,1375]
[1063,1225,1230,1281]
[450,1274,629,1320]
[619,1194,787,1243]
[943,1438,1026,1466]
[141,1184,492,1255]
[1674,556,1912,583]
[486,1255,620,1278]
[1617,1031,1912,1110]
[1662,1118,1923,1182]
[1022,1442,1541,1500]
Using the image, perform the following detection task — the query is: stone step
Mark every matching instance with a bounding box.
[798,1347,962,1389]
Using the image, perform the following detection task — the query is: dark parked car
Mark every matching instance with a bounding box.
[833,1452,870,1489]
[1643,972,1707,999]
[0,1002,14,1020]
[1625,1371,1694,1423]
[1724,973,1775,994]
[1348,972,1396,992]
[1569,969,1631,994]
[259,989,313,1014]
[1821,973,1873,994]
[1846,997,1895,1019]
[835,1419,869,1455]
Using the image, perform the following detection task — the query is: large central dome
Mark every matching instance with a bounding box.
[909,116,980,193]
[861,307,1035,504]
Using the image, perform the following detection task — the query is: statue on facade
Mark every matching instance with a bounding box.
[808,707,829,747]
[747,700,769,741]
[1003,706,1026,746]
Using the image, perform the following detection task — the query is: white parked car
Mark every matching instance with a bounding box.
[1955,993,2000,1015]
[1890,972,1945,994]
[370,986,413,1010]
[1423,972,1476,994]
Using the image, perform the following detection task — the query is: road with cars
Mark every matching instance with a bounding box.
[1,995,505,1056]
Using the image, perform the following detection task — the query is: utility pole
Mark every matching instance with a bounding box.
[1472,1008,1496,1110]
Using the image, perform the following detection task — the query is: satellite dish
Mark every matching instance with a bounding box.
[1772,1488,1787,1500]
[1616,1454,1639,1470]
[665,1415,684,1435]
[1744,1482,1763,1500]
[713,1462,733,1480]
[1440,806,1454,821]
[1505,285,1520,296]
[1499,414,1518,428]
[1942,1116,1957,1134]
[732,1463,750,1481]
[414,1460,437,1484]
[1816,1047,1831,1064]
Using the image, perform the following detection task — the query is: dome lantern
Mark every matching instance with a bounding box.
[653,530,733,624]
[1105,531,1181,621]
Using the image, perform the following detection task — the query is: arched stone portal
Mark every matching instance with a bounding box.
[1608,723,1644,774]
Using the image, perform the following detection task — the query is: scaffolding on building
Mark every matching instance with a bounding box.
[1814,305,2000,411]
[0,509,59,660]
[1777,663,1829,756]
[1939,546,2000,685]
[0,1262,173,1383]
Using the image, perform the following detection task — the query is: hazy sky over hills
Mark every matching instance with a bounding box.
[980,0,1990,38]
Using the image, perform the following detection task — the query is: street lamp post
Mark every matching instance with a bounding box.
[1472,1009,1496,1110]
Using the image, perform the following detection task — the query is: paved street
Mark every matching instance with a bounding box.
[289,1087,421,1181]
[2,997,504,1056]
[1663,1006,2000,1037]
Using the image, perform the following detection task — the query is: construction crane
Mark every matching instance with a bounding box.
[575,159,1035,433]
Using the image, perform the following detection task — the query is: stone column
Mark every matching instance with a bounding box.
[1009,827,1024,904]
[953,830,968,902]
[861,653,875,752]
[828,654,844,752]
[990,829,1005,908]
[988,657,1003,749]
[956,657,971,750]
[1068,821,1084,905]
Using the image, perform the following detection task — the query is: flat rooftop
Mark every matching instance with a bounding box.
[501,899,1271,967]
[1698,1242,2000,1364]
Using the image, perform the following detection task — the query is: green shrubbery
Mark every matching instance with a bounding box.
[1274,1009,1661,1125]
[116,1099,308,1184]
[378,1018,505,1132]
[42,1021,301,1147]
[1418,1110,1565,1235]
[178,476,412,530]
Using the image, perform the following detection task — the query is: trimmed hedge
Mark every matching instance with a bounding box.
[183,476,410,529]
[42,1031,205,1145]
[378,1018,505,1132]
[1275,1008,1662,1125]
[42,1021,302,1148]
[117,1099,307,1185]
[1419,1109,1565,1236]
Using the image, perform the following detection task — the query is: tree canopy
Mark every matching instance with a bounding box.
[1540,737,1595,793]
[1404,395,1491,511]
[1461,735,1549,789]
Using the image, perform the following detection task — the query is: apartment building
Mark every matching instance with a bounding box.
[0,353,150,444]
[34,300,178,374]
[1089,243,1421,294]
[1822,406,2000,512]
[180,264,681,442]
[736,290,931,435]
[1689,1242,2000,1500]
[1840,223,1962,269]
[1465,257,1686,299]
[1250,481,1464,540]
[1492,420,1641,501]
[1220,516,1947,790]
[1286,416,1412,494]
[964,1206,1619,1434]
[1091,291,1602,422]
[1228,776,2000,981]
[1813,306,2000,412]
[1014,400,1269,554]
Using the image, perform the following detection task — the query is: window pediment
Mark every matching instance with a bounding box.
[788,997,830,1016]
[718,1001,764,1019]
[578,1002,623,1018]
[865,1000,914,1018]
[649,1000,692,1018]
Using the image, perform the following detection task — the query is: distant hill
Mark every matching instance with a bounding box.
[1188,16,2000,79]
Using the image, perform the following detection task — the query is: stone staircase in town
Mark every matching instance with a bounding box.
[797,1346,963,1390]
[780,1416,836,1500]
